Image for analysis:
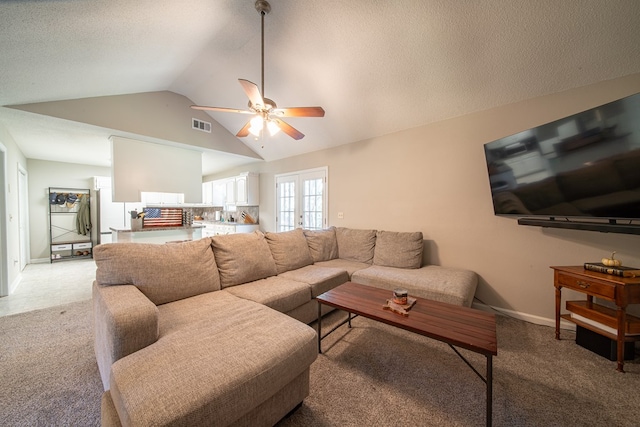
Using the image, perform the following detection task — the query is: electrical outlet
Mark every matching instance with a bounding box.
[338,212,344,219]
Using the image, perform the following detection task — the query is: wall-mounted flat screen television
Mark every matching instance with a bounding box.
[483,92,640,234]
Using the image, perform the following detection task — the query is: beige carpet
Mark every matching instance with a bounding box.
[1,300,640,426]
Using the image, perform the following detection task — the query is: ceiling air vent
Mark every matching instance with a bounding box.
[192,118,212,133]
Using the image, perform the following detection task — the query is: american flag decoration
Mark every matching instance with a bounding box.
[143,208,183,227]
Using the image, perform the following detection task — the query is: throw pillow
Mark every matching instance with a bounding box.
[265,228,314,274]
[211,231,278,288]
[303,227,338,262]
[373,230,423,269]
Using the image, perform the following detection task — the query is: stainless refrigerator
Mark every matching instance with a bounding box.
[97,188,144,244]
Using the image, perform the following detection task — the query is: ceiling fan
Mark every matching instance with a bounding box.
[191,0,325,141]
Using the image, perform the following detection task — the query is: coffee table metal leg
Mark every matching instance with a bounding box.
[317,301,322,354]
[487,355,492,427]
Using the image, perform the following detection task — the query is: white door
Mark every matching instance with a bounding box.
[17,165,29,270]
[275,167,327,232]
[0,142,8,297]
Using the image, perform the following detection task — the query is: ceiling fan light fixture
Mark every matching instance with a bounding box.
[249,115,264,136]
[267,120,280,136]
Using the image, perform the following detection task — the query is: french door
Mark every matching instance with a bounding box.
[276,167,328,232]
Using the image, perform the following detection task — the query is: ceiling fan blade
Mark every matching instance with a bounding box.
[236,120,252,137]
[238,79,265,109]
[273,118,305,140]
[273,107,325,117]
[191,105,253,114]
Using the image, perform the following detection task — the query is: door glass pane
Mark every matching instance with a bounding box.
[277,180,296,232]
[302,177,323,230]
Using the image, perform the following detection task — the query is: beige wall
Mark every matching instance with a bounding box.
[208,72,640,323]
[27,159,111,262]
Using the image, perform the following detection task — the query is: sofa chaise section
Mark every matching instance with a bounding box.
[108,292,316,427]
[93,238,318,427]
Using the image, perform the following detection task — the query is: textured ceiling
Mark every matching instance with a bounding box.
[1,0,640,175]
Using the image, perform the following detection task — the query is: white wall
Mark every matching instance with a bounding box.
[0,122,28,292]
[111,136,202,202]
[27,159,111,261]
[207,72,640,323]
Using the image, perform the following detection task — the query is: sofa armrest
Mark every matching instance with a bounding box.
[93,281,159,390]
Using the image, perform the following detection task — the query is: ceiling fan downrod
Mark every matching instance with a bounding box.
[255,0,271,99]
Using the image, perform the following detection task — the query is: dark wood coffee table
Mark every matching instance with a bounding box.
[316,282,498,427]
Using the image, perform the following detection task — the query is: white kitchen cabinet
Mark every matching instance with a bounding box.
[211,223,259,235]
[225,179,235,205]
[202,181,213,205]
[215,223,236,235]
[235,172,259,206]
[212,180,227,206]
[142,192,184,205]
[209,173,259,207]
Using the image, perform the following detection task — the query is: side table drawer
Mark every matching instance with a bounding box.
[556,272,615,299]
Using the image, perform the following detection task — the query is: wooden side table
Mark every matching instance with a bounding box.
[552,266,640,372]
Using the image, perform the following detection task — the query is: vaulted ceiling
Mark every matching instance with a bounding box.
[1,0,639,175]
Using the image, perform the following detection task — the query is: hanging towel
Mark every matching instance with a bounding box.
[76,194,92,235]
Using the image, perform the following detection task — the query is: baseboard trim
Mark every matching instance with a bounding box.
[30,258,50,264]
[472,301,576,331]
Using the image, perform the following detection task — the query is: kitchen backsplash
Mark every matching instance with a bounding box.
[182,206,259,224]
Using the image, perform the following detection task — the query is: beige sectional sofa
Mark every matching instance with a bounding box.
[92,226,477,426]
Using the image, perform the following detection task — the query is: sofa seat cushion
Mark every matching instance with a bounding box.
[314,259,371,278]
[335,227,376,264]
[156,290,246,337]
[109,293,317,427]
[94,238,220,305]
[265,228,314,274]
[373,230,423,269]
[223,276,312,314]
[279,265,349,298]
[352,265,478,307]
[303,227,338,262]
[211,231,278,288]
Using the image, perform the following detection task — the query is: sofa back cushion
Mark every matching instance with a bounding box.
[303,227,338,262]
[265,228,314,274]
[94,238,220,305]
[211,231,278,288]
[335,227,376,264]
[373,230,423,269]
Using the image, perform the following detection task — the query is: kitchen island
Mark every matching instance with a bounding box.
[109,224,204,244]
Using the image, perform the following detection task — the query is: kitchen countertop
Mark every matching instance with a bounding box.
[194,221,258,226]
[110,224,204,233]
